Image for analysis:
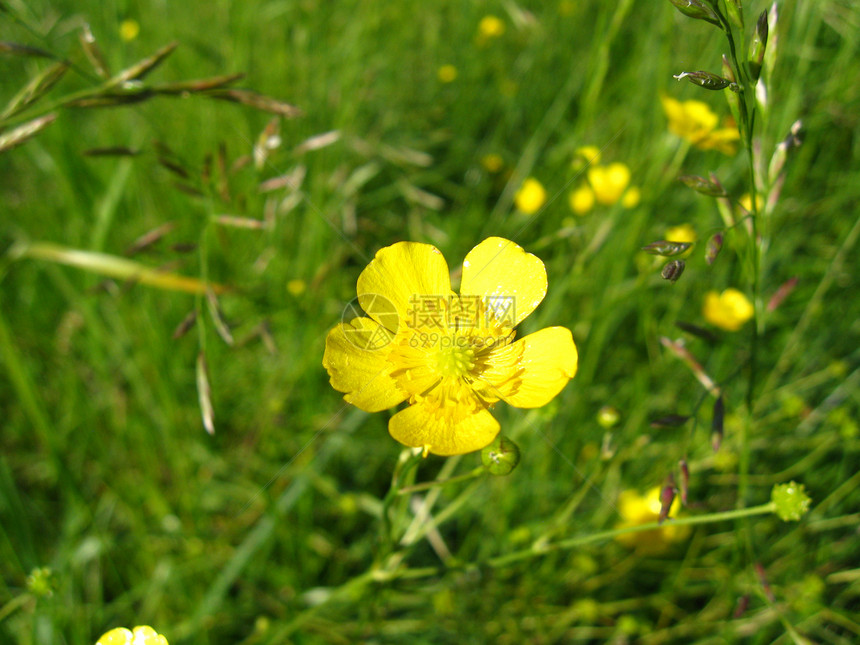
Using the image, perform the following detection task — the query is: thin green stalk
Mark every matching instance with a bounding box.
[396,466,485,495]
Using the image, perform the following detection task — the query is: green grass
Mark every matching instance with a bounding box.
[2,0,859,643]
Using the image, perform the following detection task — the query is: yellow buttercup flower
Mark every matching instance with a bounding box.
[287,278,306,296]
[738,193,764,213]
[569,185,594,215]
[621,186,641,209]
[665,224,697,244]
[514,177,547,214]
[323,238,578,456]
[96,626,168,645]
[661,95,739,155]
[615,487,689,554]
[665,223,696,256]
[587,163,630,206]
[703,288,754,331]
[571,145,601,171]
[119,19,140,42]
[478,15,506,40]
[437,64,457,83]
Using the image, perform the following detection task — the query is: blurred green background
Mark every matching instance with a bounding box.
[1,0,859,643]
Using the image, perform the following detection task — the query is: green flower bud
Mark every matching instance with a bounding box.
[678,174,728,197]
[481,435,520,475]
[666,0,721,27]
[705,232,724,265]
[674,70,735,91]
[771,481,811,521]
[26,567,56,598]
[597,405,620,429]
[748,10,769,81]
[724,0,744,30]
[642,241,692,257]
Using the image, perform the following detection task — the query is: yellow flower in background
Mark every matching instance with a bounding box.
[621,186,641,209]
[665,223,696,256]
[572,145,601,171]
[661,95,739,155]
[514,177,547,214]
[96,626,168,645]
[587,163,630,205]
[569,185,595,215]
[703,288,754,331]
[480,153,504,173]
[287,278,306,296]
[665,224,697,244]
[437,64,457,83]
[615,487,689,554]
[323,237,578,456]
[119,19,140,42]
[478,15,506,40]
[739,193,764,213]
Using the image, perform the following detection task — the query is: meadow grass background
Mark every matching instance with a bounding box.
[1,0,859,643]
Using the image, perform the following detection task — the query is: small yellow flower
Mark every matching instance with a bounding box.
[621,186,641,209]
[661,95,739,155]
[568,185,594,215]
[587,163,631,206]
[738,193,764,213]
[514,177,547,214]
[615,487,689,553]
[572,145,601,171]
[703,288,754,331]
[287,278,306,296]
[480,153,504,173]
[478,15,506,40]
[665,224,697,244]
[96,626,168,645]
[437,64,457,83]
[119,19,140,42]
[323,238,578,456]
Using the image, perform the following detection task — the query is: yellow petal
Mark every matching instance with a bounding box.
[97,628,134,645]
[323,318,406,412]
[460,237,547,327]
[485,326,577,408]
[389,402,500,456]
[131,626,168,645]
[357,242,451,333]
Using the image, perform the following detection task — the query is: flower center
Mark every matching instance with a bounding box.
[385,295,517,411]
[434,343,476,379]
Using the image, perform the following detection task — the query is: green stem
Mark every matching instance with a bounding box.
[397,466,485,495]
[487,502,776,568]
[0,594,31,624]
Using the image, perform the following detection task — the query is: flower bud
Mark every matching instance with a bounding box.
[642,241,692,257]
[673,70,735,91]
[705,232,724,265]
[661,259,685,283]
[26,567,56,598]
[597,405,620,428]
[678,174,728,197]
[748,10,769,81]
[771,481,811,521]
[666,0,720,27]
[724,0,744,30]
[481,435,520,475]
[658,480,676,524]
